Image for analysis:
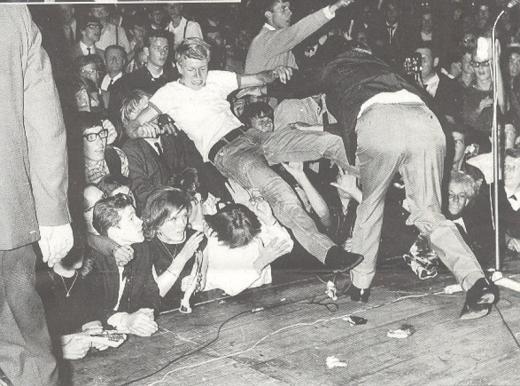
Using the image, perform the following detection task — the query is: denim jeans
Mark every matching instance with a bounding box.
[350,103,484,290]
[213,126,352,261]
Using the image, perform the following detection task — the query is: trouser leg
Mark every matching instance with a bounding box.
[213,138,335,261]
[350,106,404,289]
[399,105,484,290]
[262,126,356,174]
[0,246,58,386]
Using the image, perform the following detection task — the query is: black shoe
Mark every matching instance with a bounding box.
[459,278,497,320]
[349,285,370,303]
[324,246,363,272]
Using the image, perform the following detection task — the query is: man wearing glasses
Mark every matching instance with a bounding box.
[71,15,104,61]
[245,0,354,74]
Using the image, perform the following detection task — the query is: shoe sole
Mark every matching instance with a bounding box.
[333,254,364,273]
[459,304,492,320]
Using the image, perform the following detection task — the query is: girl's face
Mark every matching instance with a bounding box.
[158,207,189,241]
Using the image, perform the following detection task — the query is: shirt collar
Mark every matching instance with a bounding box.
[263,23,276,31]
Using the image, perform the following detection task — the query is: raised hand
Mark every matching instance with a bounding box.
[272,66,293,84]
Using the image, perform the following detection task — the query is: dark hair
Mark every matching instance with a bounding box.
[414,41,438,59]
[97,174,131,196]
[76,111,104,134]
[205,203,261,248]
[261,0,283,14]
[142,187,192,240]
[241,102,274,126]
[77,15,101,32]
[93,193,134,236]
[506,147,520,159]
[145,29,170,48]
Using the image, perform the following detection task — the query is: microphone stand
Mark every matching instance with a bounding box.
[488,10,520,292]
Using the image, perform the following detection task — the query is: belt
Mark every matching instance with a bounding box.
[208,126,246,163]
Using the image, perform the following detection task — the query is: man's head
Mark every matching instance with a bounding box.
[241,102,274,132]
[450,124,470,167]
[263,0,292,30]
[384,1,400,25]
[165,3,183,20]
[476,2,491,30]
[90,4,110,24]
[120,89,151,129]
[508,47,520,79]
[78,16,102,45]
[144,30,170,69]
[415,44,438,80]
[505,147,520,193]
[448,171,478,218]
[148,6,166,28]
[58,4,74,25]
[75,54,101,87]
[105,45,126,77]
[93,194,144,248]
[77,111,108,162]
[421,11,433,34]
[176,38,211,90]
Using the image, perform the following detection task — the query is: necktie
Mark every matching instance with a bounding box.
[87,47,92,55]
[387,26,395,44]
[510,194,518,201]
[108,78,114,89]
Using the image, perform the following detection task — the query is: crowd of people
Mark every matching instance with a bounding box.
[5,0,520,383]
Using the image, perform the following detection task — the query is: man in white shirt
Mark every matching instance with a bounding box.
[128,37,363,273]
[71,16,104,60]
[90,4,131,55]
[164,3,203,49]
[100,45,126,95]
[245,0,353,74]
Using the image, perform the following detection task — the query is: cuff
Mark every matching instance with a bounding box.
[107,312,129,332]
[323,6,335,20]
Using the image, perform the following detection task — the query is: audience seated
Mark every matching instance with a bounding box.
[86,194,159,337]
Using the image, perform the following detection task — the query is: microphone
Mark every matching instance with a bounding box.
[507,0,520,8]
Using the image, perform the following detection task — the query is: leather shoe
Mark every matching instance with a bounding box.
[349,285,370,302]
[324,246,363,272]
[459,278,496,320]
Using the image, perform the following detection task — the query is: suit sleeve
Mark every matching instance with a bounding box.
[23,9,70,226]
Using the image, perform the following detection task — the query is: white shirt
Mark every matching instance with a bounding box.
[80,41,97,56]
[358,89,424,119]
[97,23,130,53]
[423,73,440,98]
[505,187,520,211]
[100,72,123,92]
[144,137,162,155]
[166,17,203,48]
[149,71,242,161]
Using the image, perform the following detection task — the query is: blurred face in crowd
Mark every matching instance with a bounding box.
[146,37,169,69]
[266,1,292,29]
[415,47,437,80]
[509,52,520,78]
[149,9,165,27]
[90,5,110,23]
[58,4,74,24]
[452,131,466,167]
[477,5,490,30]
[109,205,144,250]
[131,24,146,45]
[165,4,183,20]
[178,57,209,90]
[448,182,469,217]
[158,207,189,242]
[105,47,126,76]
[385,3,399,25]
[82,22,102,44]
[250,113,274,133]
[421,13,433,33]
[82,124,108,162]
[80,62,100,86]
[504,155,520,192]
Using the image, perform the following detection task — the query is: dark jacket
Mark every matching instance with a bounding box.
[321,49,424,161]
[85,247,160,325]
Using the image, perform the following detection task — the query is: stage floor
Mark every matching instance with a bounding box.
[71,258,520,386]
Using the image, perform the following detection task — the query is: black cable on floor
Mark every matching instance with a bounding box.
[121,309,251,385]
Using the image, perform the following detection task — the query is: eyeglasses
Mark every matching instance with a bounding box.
[86,23,102,30]
[83,129,108,142]
[471,60,490,68]
[448,192,468,201]
[81,68,99,75]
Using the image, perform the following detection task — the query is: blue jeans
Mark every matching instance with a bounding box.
[213,126,352,261]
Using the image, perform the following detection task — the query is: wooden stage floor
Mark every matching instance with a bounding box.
[71,258,520,386]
